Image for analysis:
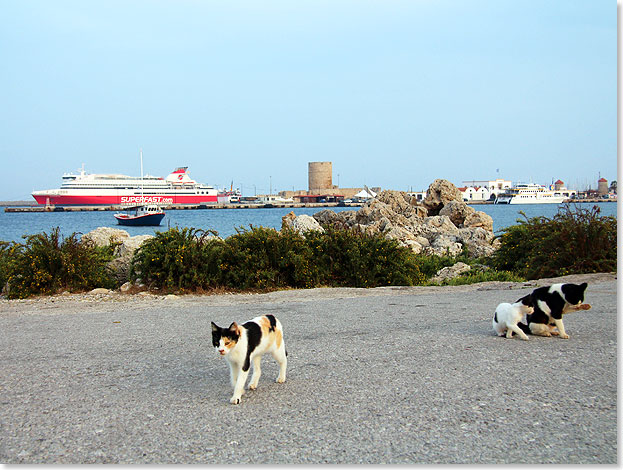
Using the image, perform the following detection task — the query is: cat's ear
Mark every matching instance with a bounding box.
[211,322,219,332]
[229,322,239,332]
[580,282,588,292]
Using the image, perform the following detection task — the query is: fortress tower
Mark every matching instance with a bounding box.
[308,162,332,192]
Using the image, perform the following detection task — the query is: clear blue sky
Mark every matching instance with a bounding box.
[0,0,617,200]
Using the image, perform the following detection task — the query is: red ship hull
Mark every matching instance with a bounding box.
[32,194,218,206]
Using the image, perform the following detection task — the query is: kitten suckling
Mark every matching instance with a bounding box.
[492,294,534,340]
[524,282,590,339]
[211,314,287,405]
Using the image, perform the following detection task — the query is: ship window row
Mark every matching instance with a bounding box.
[62,185,203,190]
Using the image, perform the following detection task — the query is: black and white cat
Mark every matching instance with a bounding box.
[493,294,534,340]
[524,282,590,339]
[211,314,287,404]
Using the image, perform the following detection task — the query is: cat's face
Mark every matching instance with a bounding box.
[211,322,240,356]
[517,294,534,314]
[562,282,588,305]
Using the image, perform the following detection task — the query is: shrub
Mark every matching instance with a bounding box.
[488,204,617,279]
[4,227,116,299]
[131,225,426,292]
[130,227,225,291]
[306,227,426,287]
[0,241,12,292]
[434,269,525,286]
[221,226,319,290]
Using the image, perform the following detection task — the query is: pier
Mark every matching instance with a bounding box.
[3,202,364,213]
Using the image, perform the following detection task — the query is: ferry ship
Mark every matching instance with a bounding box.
[494,183,573,204]
[31,165,218,206]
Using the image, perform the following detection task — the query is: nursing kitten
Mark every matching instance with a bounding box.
[525,282,590,339]
[211,314,287,405]
[492,294,534,340]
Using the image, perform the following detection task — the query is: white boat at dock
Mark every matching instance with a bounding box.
[495,183,576,204]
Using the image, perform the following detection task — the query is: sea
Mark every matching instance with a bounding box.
[0,202,617,243]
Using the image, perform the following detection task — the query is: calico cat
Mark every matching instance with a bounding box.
[523,282,590,339]
[211,314,287,404]
[492,294,534,340]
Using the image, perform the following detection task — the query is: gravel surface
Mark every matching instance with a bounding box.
[0,273,617,464]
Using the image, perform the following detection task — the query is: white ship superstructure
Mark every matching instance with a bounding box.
[32,166,218,206]
[495,183,575,204]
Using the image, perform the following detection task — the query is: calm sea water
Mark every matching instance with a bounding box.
[0,202,617,243]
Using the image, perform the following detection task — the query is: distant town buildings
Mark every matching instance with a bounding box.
[257,163,616,204]
[276,161,377,203]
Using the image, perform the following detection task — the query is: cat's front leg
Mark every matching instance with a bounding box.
[231,369,250,405]
[228,361,240,388]
[553,319,569,339]
[248,355,262,390]
[508,324,529,341]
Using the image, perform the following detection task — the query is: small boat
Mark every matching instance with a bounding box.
[114,204,165,226]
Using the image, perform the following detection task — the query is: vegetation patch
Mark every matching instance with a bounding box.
[2,227,117,299]
[0,204,616,298]
[488,204,617,279]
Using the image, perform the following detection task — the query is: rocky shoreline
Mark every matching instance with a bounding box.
[75,179,501,288]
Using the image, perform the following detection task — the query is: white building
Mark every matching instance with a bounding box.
[459,179,512,201]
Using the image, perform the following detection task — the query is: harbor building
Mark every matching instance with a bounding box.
[458,179,512,201]
[277,162,376,203]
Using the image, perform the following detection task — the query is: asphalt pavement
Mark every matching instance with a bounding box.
[0,273,617,464]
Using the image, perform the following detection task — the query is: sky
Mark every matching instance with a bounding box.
[0,0,617,200]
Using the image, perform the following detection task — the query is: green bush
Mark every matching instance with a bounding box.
[306,227,426,287]
[433,268,525,286]
[130,227,225,291]
[131,225,426,292]
[221,226,319,290]
[4,227,116,299]
[0,241,12,292]
[488,204,617,279]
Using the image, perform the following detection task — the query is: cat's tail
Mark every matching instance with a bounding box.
[518,322,531,335]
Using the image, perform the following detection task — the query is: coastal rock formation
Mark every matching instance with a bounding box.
[300,180,499,258]
[83,228,154,283]
[281,212,325,236]
[423,179,464,216]
[82,227,130,246]
[430,262,472,284]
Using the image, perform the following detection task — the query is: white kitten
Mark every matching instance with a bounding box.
[493,294,534,341]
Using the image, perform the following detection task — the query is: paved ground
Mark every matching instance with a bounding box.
[0,273,617,464]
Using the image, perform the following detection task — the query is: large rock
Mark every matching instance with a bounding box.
[425,234,464,257]
[464,211,494,232]
[83,227,154,284]
[375,190,427,220]
[430,262,472,284]
[287,180,499,261]
[313,209,358,229]
[438,200,475,227]
[82,227,130,247]
[108,234,154,284]
[282,212,325,236]
[457,227,500,258]
[423,179,463,216]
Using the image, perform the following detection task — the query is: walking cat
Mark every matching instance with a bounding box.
[211,314,287,404]
[524,282,590,339]
[492,294,534,340]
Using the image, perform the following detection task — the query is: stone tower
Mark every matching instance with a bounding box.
[308,162,332,192]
